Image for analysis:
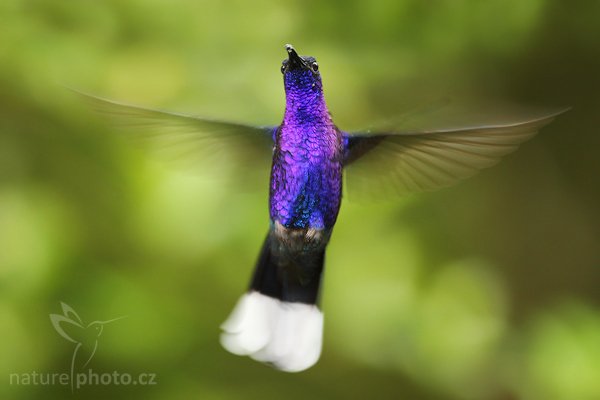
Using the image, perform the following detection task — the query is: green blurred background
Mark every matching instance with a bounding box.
[1,1,599,399]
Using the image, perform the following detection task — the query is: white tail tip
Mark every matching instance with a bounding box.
[220,291,323,372]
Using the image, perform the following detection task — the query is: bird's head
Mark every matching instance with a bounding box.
[281,44,323,100]
[86,316,127,338]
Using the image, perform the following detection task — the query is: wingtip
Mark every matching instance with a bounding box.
[59,84,92,97]
[545,106,572,118]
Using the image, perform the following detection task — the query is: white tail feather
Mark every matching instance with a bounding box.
[220,291,323,372]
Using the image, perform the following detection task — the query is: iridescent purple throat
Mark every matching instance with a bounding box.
[269,69,343,230]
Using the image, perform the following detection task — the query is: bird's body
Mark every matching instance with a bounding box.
[78,44,567,373]
[221,48,344,370]
[271,53,342,231]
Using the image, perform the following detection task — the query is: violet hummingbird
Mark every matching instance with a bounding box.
[76,44,566,372]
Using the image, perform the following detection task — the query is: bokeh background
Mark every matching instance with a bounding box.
[1,1,599,399]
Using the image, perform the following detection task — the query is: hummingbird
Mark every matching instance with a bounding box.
[50,302,126,390]
[76,44,566,372]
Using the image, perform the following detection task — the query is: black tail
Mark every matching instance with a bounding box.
[221,230,326,371]
[249,233,325,305]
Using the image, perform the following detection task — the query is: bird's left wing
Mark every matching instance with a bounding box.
[75,91,276,184]
[343,108,568,199]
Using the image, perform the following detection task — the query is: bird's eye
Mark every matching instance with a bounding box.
[281,64,286,74]
[311,62,319,72]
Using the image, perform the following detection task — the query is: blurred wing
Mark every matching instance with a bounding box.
[343,109,568,199]
[74,90,276,184]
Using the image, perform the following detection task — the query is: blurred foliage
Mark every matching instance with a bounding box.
[1,1,599,399]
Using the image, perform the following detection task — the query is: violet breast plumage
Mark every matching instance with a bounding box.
[271,50,343,230]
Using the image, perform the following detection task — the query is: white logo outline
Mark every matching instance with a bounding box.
[50,302,126,392]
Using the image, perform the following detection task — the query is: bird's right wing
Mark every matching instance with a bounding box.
[74,90,276,184]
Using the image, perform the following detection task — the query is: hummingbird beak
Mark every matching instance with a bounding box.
[98,315,128,325]
[285,44,308,70]
[92,315,127,336]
